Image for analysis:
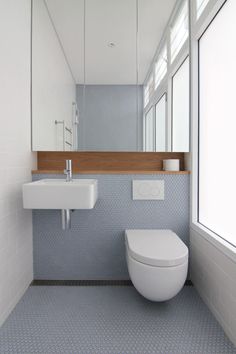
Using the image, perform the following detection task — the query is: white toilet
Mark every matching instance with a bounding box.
[125,229,188,301]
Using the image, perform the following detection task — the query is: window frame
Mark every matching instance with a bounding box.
[190,0,236,259]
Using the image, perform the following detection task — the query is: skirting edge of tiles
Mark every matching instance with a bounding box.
[31,279,193,286]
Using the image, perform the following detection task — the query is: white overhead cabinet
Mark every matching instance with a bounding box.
[32,0,76,151]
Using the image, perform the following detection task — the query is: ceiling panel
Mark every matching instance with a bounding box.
[45,0,177,84]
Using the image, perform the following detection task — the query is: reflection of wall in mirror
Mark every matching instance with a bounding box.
[76,85,143,151]
[32,0,76,151]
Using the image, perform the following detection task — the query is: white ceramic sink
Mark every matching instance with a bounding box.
[23,179,98,209]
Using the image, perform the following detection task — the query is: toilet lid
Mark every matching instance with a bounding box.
[125,229,188,267]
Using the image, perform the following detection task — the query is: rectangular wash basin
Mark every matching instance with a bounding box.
[23,179,98,209]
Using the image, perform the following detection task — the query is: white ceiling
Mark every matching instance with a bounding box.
[45,0,177,84]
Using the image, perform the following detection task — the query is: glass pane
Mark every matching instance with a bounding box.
[171,0,188,63]
[155,95,166,152]
[172,56,189,152]
[196,0,210,19]
[144,75,154,107]
[199,0,236,246]
[144,85,149,107]
[145,107,155,151]
[155,45,167,89]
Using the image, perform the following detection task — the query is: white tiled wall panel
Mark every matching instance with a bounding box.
[0,0,36,326]
[190,228,236,346]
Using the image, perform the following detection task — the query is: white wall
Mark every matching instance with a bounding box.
[32,0,76,151]
[0,0,36,326]
[190,229,236,346]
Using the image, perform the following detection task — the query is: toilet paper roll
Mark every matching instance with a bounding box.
[163,159,180,171]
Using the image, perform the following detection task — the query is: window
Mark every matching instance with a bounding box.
[198,0,236,246]
[155,45,167,89]
[145,107,155,151]
[144,85,149,107]
[144,75,154,107]
[172,56,189,152]
[171,0,188,63]
[196,0,210,19]
[143,0,190,153]
[155,94,166,151]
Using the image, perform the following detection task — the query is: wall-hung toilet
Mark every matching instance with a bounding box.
[125,229,188,301]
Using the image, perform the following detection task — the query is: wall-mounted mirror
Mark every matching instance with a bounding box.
[31,0,189,152]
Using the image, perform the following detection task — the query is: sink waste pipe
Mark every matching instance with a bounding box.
[61,209,71,230]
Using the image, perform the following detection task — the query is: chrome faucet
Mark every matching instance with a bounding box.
[64,160,72,182]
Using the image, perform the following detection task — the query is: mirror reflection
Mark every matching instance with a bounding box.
[32,0,189,152]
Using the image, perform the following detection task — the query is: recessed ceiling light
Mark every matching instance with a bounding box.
[107,42,116,48]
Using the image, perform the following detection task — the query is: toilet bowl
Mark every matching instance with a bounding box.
[125,229,188,301]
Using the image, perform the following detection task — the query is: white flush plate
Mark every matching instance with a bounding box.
[132,180,164,200]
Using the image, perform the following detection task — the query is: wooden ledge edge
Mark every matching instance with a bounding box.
[32,169,191,175]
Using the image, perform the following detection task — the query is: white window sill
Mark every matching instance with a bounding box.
[190,221,236,263]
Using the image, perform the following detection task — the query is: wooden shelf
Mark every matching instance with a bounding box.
[35,151,189,175]
[37,151,186,169]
